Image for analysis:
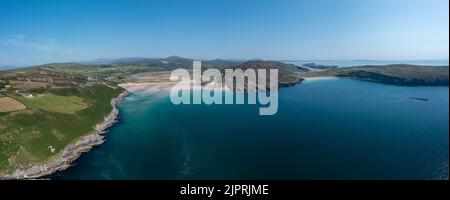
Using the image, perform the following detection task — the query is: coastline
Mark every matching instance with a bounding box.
[119,82,176,93]
[118,81,231,94]
[0,90,130,180]
[302,76,336,81]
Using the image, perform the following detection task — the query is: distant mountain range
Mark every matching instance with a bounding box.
[75,57,150,65]
[0,66,19,70]
[75,56,245,66]
[73,56,244,70]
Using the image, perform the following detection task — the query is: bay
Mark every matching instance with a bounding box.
[51,78,449,180]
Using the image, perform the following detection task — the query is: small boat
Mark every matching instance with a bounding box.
[409,97,429,101]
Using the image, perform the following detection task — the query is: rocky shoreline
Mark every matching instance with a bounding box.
[0,91,129,180]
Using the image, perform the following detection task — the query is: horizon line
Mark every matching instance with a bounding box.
[1,57,449,68]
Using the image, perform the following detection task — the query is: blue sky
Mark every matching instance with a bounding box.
[0,0,448,66]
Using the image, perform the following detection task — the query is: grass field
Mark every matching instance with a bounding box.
[0,85,123,172]
[15,93,88,114]
[0,97,27,112]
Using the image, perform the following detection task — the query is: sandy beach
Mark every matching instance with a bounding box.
[119,82,176,93]
[119,81,232,94]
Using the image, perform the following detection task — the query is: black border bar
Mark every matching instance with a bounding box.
[0,180,448,198]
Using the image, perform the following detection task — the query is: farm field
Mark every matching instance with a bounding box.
[0,97,27,112]
[9,81,52,89]
[15,93,88,114]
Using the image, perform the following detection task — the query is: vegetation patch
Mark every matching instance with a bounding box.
[0,85,123,172]
[9,81,52,89]
[15,93,88,114]
[302,64,449,86]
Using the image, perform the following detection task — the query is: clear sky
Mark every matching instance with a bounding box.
[0,0,448,66]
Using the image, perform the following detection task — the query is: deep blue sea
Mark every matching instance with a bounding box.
[51,78,449,180]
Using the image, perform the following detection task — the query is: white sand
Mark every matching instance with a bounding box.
[119,81,232,94]
[119,82,177,93]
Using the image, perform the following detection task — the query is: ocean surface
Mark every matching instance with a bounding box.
[51,78,449,180]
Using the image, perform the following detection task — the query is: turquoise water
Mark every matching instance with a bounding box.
[52,78,449,180]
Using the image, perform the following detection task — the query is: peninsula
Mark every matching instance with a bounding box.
[302,64,449,86]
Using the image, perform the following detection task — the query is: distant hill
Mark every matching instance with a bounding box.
[233,60,309,87]
[302,63,338,70]
[107,56,242,70]
[1,58,311,87]
[76,57,149,65]
[304,64,449,86]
